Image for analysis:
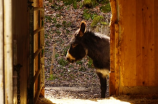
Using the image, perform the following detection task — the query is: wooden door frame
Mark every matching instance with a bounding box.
[28,0,45,104]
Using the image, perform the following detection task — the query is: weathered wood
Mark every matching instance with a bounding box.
[13,40,17,104]
[135,0,143,87]
[154,0,158,86]
[0,0,4,103]
[28,2,34,103]
[39,87,45,97]
[109,0,115,95]
[40,65,45,97]
[4,0,13,103]
[34,0,39,101]
[110,0,117,72]
[34,68,42,83]
[120,86,158,95]
[137,0,155,86]
[50,44,56,75]
[112,0,158,95]
[34,84,44,104]
[135,0,154,86]
[114,24,120,95]
[109,72,115,95]
[39,9,45,97]
[118,0,137,88]
[34,7,44,11]
[12,0,29,103]
[146,0,155,86]
[34,27,44,35]
[109,0,117,96]
[39,0,43,7]
[34,46,44,59]
[34,0,45,102]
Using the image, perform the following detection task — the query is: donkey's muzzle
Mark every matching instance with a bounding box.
[66,57,75,63]
[66,51,76,63]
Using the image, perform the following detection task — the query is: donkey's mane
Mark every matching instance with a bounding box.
[93,32,110,40]
[84,31,109,41]
[82,31,110,45]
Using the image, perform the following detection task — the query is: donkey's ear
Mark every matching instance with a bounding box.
[79,21,86,37]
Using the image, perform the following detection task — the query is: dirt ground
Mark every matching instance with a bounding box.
[45,78,109,99]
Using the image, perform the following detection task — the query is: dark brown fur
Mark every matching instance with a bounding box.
[66,21,110,98]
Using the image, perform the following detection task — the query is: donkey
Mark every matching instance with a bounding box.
[66,21,110,98]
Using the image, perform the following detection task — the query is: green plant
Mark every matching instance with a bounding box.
[66,29,70,34]
[58,58,68,66]
[76,0,82,2]
[101,22,107,25]
[76,61,82,65]
[91,14,97,20]
[73,0,77,9]
[62,21,67,26]
[45,40,49,46]
[87,57,93,68]
[79,66,87,71]
[62,0,81,6]
[69,74,75,79]
[90,15,104,27]
[68,65,73,68]
[98,0,109,4]
[60,73,64,76]
[52,18,57,23]
[67,5,70,10]
[56,14,61,17]
[56,24,62,28]
[48,0,52,3]
[62,21,72,27]
[63,46,70,55]
[55,54,59,59]
[55,6,63,10]
[45,34,48,38]
[48,74,56,80]
[79,2,83,8]
[67,22,72,27]
[56,30,61,34]
[63,0,73,5]
[83,0,99,7]
[83,9,91,20]
[100,3,111,13]
[45,16,52,22]
[83,0,92,7]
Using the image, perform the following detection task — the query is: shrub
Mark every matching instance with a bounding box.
[83,9,91,20]
[100,3,111,13]
[90,15,104,27]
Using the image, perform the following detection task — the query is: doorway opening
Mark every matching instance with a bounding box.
[44,0,111,100]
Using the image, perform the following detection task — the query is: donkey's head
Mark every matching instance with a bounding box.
[66,21,88,63]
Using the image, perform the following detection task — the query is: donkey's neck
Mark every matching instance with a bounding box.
[82,31,110,69]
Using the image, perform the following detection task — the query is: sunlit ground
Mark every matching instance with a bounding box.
[38,96,131,104]
[47,97,131,104]
[37,95,158,104]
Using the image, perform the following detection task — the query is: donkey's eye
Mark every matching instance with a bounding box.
[72,44,77,48]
